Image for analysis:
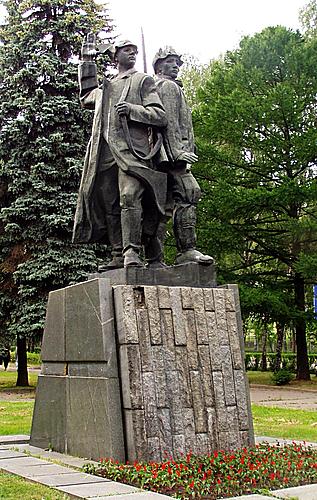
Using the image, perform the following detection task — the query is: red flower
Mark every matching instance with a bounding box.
[189,480,195,488]
[269,473,276,480]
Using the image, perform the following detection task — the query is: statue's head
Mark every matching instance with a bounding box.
[114,40,138,69]
[153,47,183,79]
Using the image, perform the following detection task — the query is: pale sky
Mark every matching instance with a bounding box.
[108,0,307,71]
[0,0,308,70]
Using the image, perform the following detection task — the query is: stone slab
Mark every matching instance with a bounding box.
[41,288,66,361]
[89,262,217,288]
[57,481,138,497]
[89,494,173,500]
[0,450,25,459]
[0,456,46,467]
[34,472,109,487]
[228,496,275,500]
[65,279,117,375]
[271,484,317,499]
[30,375,66,451]
[12,444,99,468]
[0,435,29,445]
[1,463,73,477]
[66,376,125,461]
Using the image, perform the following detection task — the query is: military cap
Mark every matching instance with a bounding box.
[114,40,138,57]
[152,46,183,73]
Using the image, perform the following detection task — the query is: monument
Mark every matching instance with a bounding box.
[30,38,254,461]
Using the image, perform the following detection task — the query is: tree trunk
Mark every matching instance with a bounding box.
[275,322,284,372]
[294,273,310,380]
[16,335,29,387]
[261,325,268,371]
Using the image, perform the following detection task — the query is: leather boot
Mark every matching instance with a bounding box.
[121,208,144,267]
[174,205,214,266]
[98,214,124,271]
[144,220,168,269]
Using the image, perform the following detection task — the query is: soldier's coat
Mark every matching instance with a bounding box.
[73,63,167,244]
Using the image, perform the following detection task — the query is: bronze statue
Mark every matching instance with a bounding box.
[72,36,167,269]
[153,47,213,266]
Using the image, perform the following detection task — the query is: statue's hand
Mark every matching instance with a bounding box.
[81,33,97,61]
[177,151,198,164]
[115,101,131,117]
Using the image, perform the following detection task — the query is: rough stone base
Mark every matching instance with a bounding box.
[114,283,254,461]
[31,275,254,462]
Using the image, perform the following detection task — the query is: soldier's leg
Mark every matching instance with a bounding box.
[91,165,124,270]
[118,170,145,267]
[171,166,214,265]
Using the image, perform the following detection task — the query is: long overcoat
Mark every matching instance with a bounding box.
[73,63,167,243]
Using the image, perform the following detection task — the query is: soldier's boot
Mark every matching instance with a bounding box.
[98,215,124,272]
[174,205,214,266]
[144,220,168,269]
[121,208,144,267]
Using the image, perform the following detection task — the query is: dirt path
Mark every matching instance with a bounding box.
[250,384,317,410]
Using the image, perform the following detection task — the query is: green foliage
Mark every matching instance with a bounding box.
[188,26,317,377]
[271,368,295,385]
[245,352,317,373]
[0,0,114,344]
[300,0,317,38]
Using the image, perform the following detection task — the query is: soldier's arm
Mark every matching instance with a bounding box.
[78,34,98,109]
[156,80,186,161]
[127,75,167,127]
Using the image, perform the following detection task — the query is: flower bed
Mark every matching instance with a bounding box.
[83,443,317,499]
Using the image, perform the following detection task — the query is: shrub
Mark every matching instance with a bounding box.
[271,368,294,385]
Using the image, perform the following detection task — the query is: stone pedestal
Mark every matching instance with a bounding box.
[31,264,254,461]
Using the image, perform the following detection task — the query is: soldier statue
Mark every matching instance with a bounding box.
[153,47,213,266]
[72,35,167,269]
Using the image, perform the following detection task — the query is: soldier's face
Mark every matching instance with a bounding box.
[161,56,180,79]
[116,45,137,69]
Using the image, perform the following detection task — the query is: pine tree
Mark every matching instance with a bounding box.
[0,0,114,385]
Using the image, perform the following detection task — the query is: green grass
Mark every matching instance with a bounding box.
[0,369,38,395]
[0,471,70,499]
[247,370,317,389]
[0,401,34,435]
[252,404,317,442]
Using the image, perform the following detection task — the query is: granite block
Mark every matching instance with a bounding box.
[157,408,173,457]
[169,287,187,345]
[41,363,67,376]
[142,372,159,438]
[41,289,65,361]
[184,309,199,369]
[144,287,162,344]
[119,345,143,409]
[30,375,66,451]
[66,377,125,461]
[89,262,217,288]
[190,370,207,433]
[136,308,153,372]
[113,286,139,344]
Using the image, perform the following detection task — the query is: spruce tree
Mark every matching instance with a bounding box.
[0,0,114,385]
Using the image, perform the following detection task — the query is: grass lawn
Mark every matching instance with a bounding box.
[248,370,317,389]
[0,369,38,396]
[0,471,70,499]
[252,404,317,442]
[0,401,34,435]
